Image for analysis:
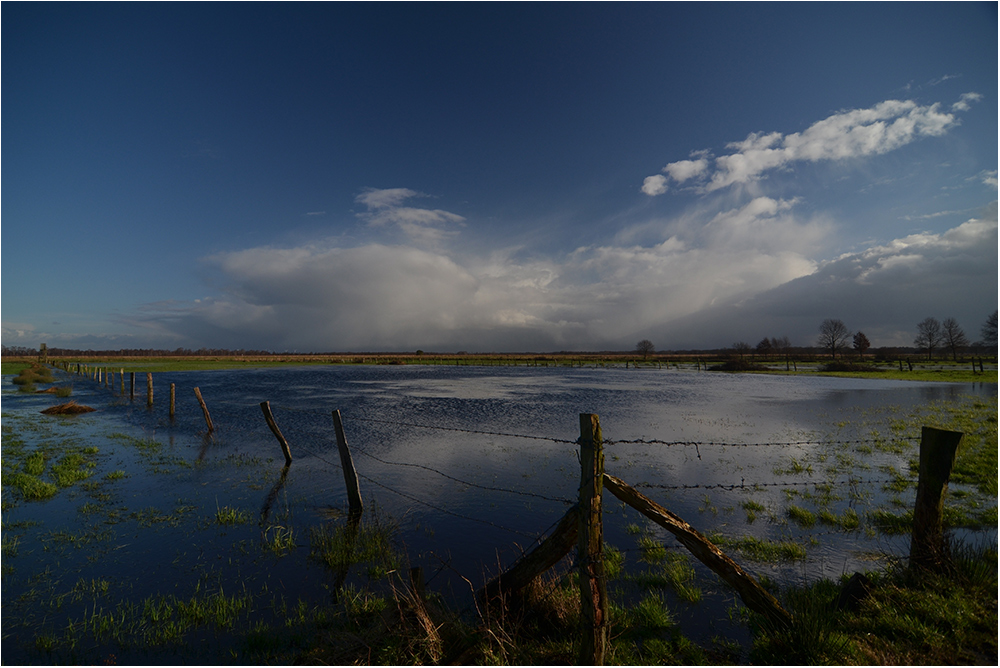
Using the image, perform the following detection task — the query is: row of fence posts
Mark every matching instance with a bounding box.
[56,361,216,431]
[50,361,965,664]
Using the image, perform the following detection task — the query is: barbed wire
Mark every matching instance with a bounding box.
[346,444,574,505]
[348,415,580,445]
[604,436,920,447]
[269,403,921,451]
[629,477,907,492]
[290,439,544,540]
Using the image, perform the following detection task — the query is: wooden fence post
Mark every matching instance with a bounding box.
[170,383,176,418]
[146,373,154,407]
[331,410,364,516]
[578,413,608,665]
[130,372,135,400]
[910,426,963,571]
[260,401,293,465]
[193,387,215,432]
[120,369,125,395]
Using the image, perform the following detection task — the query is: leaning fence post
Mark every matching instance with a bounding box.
[910,426,963,571]
[331,409,363,516]
[193,387,214,432]
[170,383,176,418]
[578,413,608,665]
[260,401,293,465]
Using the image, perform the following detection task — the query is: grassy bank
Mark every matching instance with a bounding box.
[8,355,996,383]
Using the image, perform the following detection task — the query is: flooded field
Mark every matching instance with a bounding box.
[2,364,996,663]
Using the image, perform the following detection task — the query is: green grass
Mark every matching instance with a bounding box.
[741,500,766,523]
[309,514,401,581]
[751,539,997,665]
[215,505,252,526]
[6,472,59,500]
[786,505,816,528]
[818,507,860,530]
[712,535,809,562]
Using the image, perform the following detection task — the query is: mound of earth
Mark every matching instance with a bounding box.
[41,401,96,415]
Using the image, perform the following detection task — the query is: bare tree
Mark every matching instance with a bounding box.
[756,337,772,358]
[817,319,851,359]
[982,310,998,349]
[852,331,870,359]
[635,339,655,359]
[770,336,791,356]
[914,317,943,360]
[941,318,969,361]
[732,341,751,359]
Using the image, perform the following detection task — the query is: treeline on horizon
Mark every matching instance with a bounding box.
[3,344,995,360]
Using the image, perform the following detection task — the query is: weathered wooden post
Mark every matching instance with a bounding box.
[146,373,154,407]
[130,372,135,400]
[169,383,176,418]
[193,387,214,432]
[120,369,125,395]
[603,474,792,629]
[910,426,963,571]
[331,409,363,516]
[578,413,608,665]
[260,401,293,465]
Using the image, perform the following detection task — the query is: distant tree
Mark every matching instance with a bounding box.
[940,318,969,361]
[914,317,943,360]
[981,310,998,349]
[817,319,851,359]
[756,337,773,358]
[635,339,655,359]
[732,341,751,359]
[771,336,792,356]
[852,331,871,359]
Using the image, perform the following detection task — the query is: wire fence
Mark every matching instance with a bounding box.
[39,360,989,660]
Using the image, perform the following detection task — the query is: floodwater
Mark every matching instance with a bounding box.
[2,364,996,663]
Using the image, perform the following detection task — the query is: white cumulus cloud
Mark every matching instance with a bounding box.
[643,95,976,195]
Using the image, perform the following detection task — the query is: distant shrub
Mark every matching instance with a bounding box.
[709,359,768,371]
[821,362,884,372]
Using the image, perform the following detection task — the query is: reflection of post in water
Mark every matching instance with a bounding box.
[330,512,362,602]
[196,432,215,462]
[259,464,291,526]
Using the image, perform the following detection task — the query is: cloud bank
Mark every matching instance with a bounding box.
[112,192,995,352]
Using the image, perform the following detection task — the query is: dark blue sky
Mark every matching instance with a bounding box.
[3,2,997,351]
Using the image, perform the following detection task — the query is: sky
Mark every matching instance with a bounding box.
[2,2,997,353]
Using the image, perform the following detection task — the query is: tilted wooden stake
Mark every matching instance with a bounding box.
[603,473,792,629]
[193,387,214,432]
[260,401,292,465]
[331,409,363,516]
[478,503,581,603]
